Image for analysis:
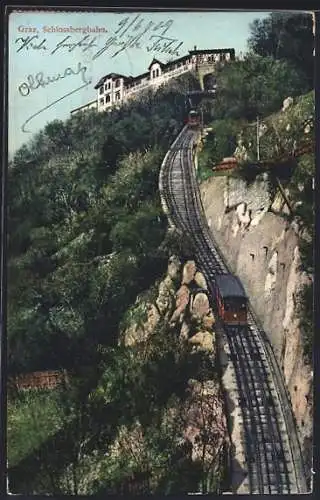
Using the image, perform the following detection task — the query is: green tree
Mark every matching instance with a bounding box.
[248,12,314,88]
[214,55,308,121]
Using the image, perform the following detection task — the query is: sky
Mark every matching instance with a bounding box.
[8,10,275,156]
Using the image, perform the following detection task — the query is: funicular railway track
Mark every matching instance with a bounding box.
[159,126,307,494]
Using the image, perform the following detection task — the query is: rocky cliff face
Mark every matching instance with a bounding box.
[118,256,229,492]
[200,174,313,473]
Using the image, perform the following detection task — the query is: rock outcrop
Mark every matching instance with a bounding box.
[194,271,208,290]
[184,379,227,468]
[182,260,197,285]
[156,275,176,317]
[190,292,211,320]
[170,285,190,324]
[188,331,215,354]
[200,172,313,475]
[120,254,226,492]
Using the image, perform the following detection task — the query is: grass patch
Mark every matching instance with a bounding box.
[8,390,64,467]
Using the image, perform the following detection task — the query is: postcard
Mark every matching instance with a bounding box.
[6,7,314,495]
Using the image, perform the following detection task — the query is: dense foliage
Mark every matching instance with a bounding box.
[8,73,213,494]
[213,55,308,122]
[8,73,198,376]
[248,12,314,89]
[8,313,220,494]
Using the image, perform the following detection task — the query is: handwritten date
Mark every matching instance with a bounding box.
[15,15,183,59]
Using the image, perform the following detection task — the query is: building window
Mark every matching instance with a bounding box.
[115,91,121,100]
[152,70,156,78]
[99,87,104,94]
[156,68,159,77]
[105,95,111,103]
[99,98,104,106]
[115,79,120,87]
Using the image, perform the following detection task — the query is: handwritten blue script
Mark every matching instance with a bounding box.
[14,15,183,60]
[13,14,184,133]
[18,61,90,97]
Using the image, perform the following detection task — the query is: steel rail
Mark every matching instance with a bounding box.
[159,126,307,494]
[241,324,291,493]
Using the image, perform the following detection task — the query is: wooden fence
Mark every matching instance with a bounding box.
[9,370,69,391]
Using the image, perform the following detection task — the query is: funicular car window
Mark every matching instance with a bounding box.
[224,299,245,312]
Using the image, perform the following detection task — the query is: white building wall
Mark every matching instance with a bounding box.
[97,76,126,112]
[74,50,234,115]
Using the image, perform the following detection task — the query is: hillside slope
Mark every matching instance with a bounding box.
[8,73,227,494]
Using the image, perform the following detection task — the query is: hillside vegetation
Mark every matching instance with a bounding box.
[8,11,314,493]
[8,73,228,494]
[198,85,314,364]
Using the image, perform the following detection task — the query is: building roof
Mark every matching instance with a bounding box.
[214,274,247,299]
[94,47,235,89]
[148,58,165,70]
[163,54,190,68]
[132,71,149,81]
[94,73,129,89]
[189,48,235,55]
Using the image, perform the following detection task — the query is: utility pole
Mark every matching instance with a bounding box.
[256,115,260,161]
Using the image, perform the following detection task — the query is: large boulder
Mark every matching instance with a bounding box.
[182,260,197,285]
[190,292,210,319]
[188,330,215,353]
[194,271,208,290]
[170,285,190,324]
[167,255,181,280]
[202,311,215,330]
[183,379,227,466]
[156,275,175,315]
